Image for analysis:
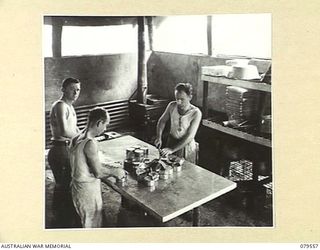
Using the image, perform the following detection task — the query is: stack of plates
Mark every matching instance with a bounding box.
[225,86,259,121]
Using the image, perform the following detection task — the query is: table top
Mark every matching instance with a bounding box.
[99,135,236,223]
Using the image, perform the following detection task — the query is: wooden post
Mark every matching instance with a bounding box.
[207,16,212,56]
[137,16,147,104]
[52,18,63,58]
[147,16,154,51]
[203,81,209,118]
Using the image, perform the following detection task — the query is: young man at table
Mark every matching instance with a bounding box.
[47,77,81,228]
[69,107,126,228]
[155,83,202,163]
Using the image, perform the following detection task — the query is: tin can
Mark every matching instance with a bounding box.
[173,162,182,171]
[126,147,135,160]
[145,178,156,187]
[140,147,149,157]
[134,149,144,162]
[144,158,151,165]
[174,165,182,172]
[160,173,169,180]
[132,161,141,169]
[124,159,131,167]
[116,177,126,186]
[178,158,185,165]
[159,169,170,179]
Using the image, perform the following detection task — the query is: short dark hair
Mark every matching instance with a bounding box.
[175,83,193,96]
[62,78,80,89]
[88,107,110,125]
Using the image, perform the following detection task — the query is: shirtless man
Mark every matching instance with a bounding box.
[47,77,81,228]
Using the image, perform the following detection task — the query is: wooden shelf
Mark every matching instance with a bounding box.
[201,74,271,93]
[202,119,271,148]
[201,67,272,148]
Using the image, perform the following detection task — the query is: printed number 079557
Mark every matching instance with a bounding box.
[300,244,319,248]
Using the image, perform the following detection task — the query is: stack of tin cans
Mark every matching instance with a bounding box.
[126,145,149,162]
[124,145,152,179]
[167,155,184,172]
[124,145,185,187]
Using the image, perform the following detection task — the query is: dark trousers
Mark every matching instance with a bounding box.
[47,142,80,228]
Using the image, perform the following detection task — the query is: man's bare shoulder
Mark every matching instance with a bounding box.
[51,100,66,108]
[51,100,69,113]
[167,101,176,111]
[191,105,202,119]
[193,106,202,115]
[83,138,98,156]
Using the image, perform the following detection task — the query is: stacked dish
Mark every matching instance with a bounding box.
[225,86,259,122]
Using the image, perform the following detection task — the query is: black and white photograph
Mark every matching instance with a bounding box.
[43,14,272,229]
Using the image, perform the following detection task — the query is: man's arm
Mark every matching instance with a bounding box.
[84,140,126,180]
[155,102,174,148]
[55,102,79,138]
[161,109,202,155]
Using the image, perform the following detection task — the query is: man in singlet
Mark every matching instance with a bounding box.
[69,107,126,228]
[47,77,81,228]
[155,83,202,163]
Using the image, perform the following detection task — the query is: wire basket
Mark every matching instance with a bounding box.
[228,159,253,181]
[263,182,273,196]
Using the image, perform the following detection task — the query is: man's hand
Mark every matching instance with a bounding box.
[111,168,127,180]
[160,148,173,157]
[108,161,123,168]
[154,137,162,148]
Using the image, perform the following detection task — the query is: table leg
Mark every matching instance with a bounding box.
[193,207,201,226]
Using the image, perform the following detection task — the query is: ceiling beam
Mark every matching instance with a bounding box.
[44,16,137,26]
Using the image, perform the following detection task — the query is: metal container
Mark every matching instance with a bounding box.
[175,166,182,172]
[123,159,133,173]
[160,173,169,180]
[173,162,182,172]
[126,147,135,160]
[140,146,149,157]
[134,149,144,162]
[144,176,156,187]
[116,176,127,186]
[168,155,184,165]
[159,169,171,179]
[146,179,156,187]
[132,161,141,168]
[144,158,151,165]
[135,167,147,176]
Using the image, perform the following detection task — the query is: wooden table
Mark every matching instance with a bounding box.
[99,135,236,226]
